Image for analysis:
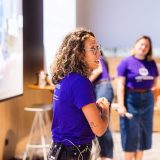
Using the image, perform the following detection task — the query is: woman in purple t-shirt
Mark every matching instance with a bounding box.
[89,53,114,160]
[47,28,110,160]
[117,36,159,160]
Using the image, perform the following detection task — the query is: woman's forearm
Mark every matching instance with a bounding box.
[117,85,125,106]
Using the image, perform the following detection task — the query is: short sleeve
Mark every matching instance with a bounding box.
[152,60,159,77]
[117,59,127,77]
[71,76,95,109]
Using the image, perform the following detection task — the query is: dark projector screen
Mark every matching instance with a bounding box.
[0,0,23,101]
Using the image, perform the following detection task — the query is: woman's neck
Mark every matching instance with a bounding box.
[134,54,145,60]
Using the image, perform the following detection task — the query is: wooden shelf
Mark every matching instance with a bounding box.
[28,84,54,91]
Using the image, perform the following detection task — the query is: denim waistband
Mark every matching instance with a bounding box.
[94,79,110,85]
[126,88,151,93]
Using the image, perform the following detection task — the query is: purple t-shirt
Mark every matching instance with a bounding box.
[52,72,95,145]
[117,56,158,89]
[94,57,110,83]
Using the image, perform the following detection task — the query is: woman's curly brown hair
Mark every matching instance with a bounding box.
[51,28,95,84]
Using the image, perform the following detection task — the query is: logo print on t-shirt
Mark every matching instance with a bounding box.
[139,67,148,76]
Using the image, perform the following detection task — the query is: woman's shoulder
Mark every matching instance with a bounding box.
[66,73,92,90]
[149,58,157,63]
[67,72,89,82]
[123,55,133,61]
[119,56,132,64]
[147,59,158,68]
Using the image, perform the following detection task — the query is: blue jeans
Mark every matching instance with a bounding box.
[94,81,114,158]
[94,81,114,103]
[120,91,154,151]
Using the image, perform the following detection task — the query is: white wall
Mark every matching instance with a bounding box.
[77,0,160,48]
[43,0,76,73]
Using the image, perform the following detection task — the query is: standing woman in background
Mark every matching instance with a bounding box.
[116,35,159,160]
[47,28,110,160]
[89,51,114,160]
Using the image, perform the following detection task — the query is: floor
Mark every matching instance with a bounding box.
[17,132,160,160]
[91,132,160,160]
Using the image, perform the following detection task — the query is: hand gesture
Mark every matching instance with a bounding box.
[96,97,110,116]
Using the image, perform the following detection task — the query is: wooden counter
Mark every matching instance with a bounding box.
[28,84,54,91]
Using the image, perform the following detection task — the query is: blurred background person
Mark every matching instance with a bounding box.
[90,50,114,160]
[116,35,159,160]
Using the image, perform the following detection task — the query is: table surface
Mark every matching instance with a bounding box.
[28,84,54,91]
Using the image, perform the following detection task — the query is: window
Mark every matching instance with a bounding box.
[0,0,23,101]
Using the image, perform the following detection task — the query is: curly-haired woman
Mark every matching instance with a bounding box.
[47,28,110,160]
